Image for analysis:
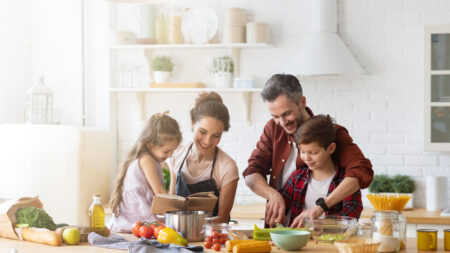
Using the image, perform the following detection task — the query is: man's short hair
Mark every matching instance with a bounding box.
[261,74,303,104]
[297,115,336,148]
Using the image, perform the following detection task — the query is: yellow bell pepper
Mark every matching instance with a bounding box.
[157,227,188,246]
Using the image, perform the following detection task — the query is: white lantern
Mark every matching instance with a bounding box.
[26,77,54,124]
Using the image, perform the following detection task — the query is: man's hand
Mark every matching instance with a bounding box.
[265,191,286,227]
[290,205,324,228]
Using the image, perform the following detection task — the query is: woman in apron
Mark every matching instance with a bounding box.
[168,92,239,223]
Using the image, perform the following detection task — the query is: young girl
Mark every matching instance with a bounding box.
[109,112,182,232]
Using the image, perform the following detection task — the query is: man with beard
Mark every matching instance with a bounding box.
[243,74,373,227]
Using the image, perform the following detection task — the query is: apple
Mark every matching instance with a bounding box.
[62,227,81,245]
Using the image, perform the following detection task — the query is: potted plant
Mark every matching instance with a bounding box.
[368,174,416,209]
[391,174,416,209]
[152,55,174,83]
[209,56,234,88]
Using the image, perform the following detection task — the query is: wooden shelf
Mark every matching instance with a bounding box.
[110,88,261,124]
[109,88,261,92]
[109,43,272,50]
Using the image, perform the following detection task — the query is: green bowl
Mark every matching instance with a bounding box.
[270,230,311,251]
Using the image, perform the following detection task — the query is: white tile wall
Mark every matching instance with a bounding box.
[2,0,450,208]
[110,0,450,208]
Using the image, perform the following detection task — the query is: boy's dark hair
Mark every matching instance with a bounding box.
[261,74,303,104]
[297,114,336,148]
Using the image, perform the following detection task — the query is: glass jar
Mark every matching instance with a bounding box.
[357,218,372,238]
[168,7,184,44]
[203,223,230,244]
[372,210,401,253]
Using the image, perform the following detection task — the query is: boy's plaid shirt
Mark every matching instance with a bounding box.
[280,163,363,226]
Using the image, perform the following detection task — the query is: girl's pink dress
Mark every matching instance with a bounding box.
[108,156,163,232]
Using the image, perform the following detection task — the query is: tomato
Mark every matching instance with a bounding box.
[212,231,220,238]
[212,238,220,244]
[139,225,153,239]
[154,225,165,239]
[213,243,221,251]
[206,235,213,241]
[204,240,212,249]
[220,233,228,238]
[219,237,227,245]
[132,222,142,238]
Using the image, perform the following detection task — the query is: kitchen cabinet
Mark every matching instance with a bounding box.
[424,26,450,151]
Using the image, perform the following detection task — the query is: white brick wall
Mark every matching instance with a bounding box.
[2,0,450,208]
[109,0,450,208]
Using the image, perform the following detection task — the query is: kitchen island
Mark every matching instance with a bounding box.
[0,236,447,253]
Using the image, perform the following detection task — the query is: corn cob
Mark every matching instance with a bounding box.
[226,240,268,252]
[232,241,272,253]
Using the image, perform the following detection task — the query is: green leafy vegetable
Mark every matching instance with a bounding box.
[15,207,56,230]
[162,167,171,191]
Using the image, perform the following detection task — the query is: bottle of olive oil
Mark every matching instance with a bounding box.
[89,194,105,234]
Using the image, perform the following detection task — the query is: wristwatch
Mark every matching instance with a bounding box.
[315,197,329,212]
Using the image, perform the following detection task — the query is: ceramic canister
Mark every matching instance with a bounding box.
[246,22,270,44]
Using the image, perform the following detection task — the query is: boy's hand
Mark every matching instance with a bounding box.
[265,191,285,227]
[290,206,324,228]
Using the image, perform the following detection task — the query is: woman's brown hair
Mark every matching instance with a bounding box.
[190,92,230,131]
[110,112,182,216]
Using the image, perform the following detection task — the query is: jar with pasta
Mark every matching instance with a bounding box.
[168,7,184,44]
[372,210,401,253]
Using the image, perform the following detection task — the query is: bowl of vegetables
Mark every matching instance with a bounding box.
[304,216,357,243]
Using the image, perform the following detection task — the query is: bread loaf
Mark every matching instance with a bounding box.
[22,227,62,246]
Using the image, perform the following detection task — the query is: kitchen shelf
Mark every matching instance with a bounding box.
[109,88,262,92]
[110,88,261,124]
[110,43,272,50]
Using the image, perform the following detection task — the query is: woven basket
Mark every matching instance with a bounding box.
[334,238,381,253]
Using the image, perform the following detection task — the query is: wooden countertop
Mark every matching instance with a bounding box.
[231,204,450,225]
[361,208,450,225]
[0,236,447,253]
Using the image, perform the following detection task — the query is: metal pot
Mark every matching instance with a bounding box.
[158,210,217,242]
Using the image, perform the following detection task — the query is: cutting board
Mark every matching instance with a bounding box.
[149,82,206,88]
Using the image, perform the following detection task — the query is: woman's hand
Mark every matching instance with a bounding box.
[217,179,238,223]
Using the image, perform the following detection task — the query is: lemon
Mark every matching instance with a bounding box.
[62,227,81,245]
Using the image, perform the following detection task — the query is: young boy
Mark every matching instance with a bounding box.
[280,115,362,228]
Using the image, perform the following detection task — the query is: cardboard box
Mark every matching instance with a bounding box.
[151,192,218,214]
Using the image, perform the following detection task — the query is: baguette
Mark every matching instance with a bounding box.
[22,227,62,246]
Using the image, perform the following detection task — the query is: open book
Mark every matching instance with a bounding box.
[150,192,218,214]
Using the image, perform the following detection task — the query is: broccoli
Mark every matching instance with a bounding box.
[15,207,56,230]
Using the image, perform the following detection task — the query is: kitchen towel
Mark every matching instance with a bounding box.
[426,176,448,211]
[88,232,204,253]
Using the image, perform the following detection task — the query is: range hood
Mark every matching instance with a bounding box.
[286,0,365,76]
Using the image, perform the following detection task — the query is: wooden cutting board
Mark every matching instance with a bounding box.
[149,82,206,88]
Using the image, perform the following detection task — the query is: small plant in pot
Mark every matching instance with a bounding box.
[209,56,234,88]
[152,56,174,83]
[368,174,416,209]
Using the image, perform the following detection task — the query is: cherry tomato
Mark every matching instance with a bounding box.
[132,222,142,238]
[154,225,164,239]
[219,237,227,245]
[220,233,228,238]
[213,243,221,251]
[204,240,212,249]
[139,225,153,239]
[206,235,213,241]
[212,231,220,238]
[212,238,220,244]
